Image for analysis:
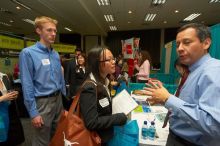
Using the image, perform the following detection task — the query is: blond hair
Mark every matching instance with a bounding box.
[34,16,58,29]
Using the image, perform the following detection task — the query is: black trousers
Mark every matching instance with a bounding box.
[166,130,199,146]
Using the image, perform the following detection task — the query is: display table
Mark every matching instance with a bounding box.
[131,94,169,146]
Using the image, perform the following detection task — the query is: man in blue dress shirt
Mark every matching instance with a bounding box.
[19,16,66,146]
[144,23,220,146]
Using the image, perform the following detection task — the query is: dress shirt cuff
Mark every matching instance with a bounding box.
[62,89,66,96]
[164,95,185,113]
[29,109,39,119]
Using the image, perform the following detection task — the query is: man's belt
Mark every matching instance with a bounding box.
[37,90,61,98]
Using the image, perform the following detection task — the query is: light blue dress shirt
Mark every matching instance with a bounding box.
[19,42,66,118]
[165,54,220,146]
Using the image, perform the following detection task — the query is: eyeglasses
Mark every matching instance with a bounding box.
[100,57,116,63]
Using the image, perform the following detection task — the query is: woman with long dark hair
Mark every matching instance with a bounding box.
[79,46,127,145]
[75,53,86,92]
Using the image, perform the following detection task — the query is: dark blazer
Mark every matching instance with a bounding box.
[79,80,127,143]
[64,58,77,98]
[75,67,86,92]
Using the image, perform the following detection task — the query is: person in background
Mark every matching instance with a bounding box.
[64,48,82,99]
[63,53,86,111]
[117,54,123,67]
[79,46,127,145]
[61,54,71,74]
[19,16,66,146]
[0,72,24,146]
[76,53,86,84]
[13,63,19,79]
[114,54,123,79]
[144,23,220,146]
[131,50,141,82]
[174,58,189,90]
[74,53,86,95]
[134,50,151,83]
[121,58,129,81]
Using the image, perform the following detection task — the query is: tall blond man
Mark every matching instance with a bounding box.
[19,16,66,146]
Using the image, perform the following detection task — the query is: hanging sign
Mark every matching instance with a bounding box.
[0,35,24,50]
[52,44,76,53]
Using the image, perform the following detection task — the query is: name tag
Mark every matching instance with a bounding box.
[42,59,50,65]
[99,97,109,108]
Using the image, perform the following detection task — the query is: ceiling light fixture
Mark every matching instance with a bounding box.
[0,21,11,27]
[152,0,166,5]
[22,19,35,25]
[209,0,220,3]
[0,8,9,12]
[109,26,117,31]
[0,8,13,14]
[16,6,21,10]
[128,10,132,14]
[64,27,72,32]
[183,13,201,21]
[104,15,114,22]
[11,0,31,10]
[9,20,14,23]
[175,10,179,13]
[144,13,157,21]
[97,0,110,6]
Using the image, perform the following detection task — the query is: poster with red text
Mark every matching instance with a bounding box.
[122,37,140,59]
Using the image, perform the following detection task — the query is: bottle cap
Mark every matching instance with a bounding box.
[151,121,155,125]
[144,121,148,125]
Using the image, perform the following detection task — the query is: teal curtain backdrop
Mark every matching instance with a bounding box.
[169,41,178,75]
[169,41,179,82]
[160,47,166,73]
[210,23,220,59]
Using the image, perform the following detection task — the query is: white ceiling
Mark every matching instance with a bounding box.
[0,0,220,37]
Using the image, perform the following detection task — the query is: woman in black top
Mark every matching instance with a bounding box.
[75,53,86,92]
[79,46,127,145]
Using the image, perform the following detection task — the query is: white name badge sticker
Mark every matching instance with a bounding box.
[99,97,109,108]
[42,59,50,65]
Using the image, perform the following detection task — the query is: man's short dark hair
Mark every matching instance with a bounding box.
[75,48,82,52]
[177,23,211,42]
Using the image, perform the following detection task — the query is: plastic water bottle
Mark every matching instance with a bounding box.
[141,121,148,140]
[148,121,156,140]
